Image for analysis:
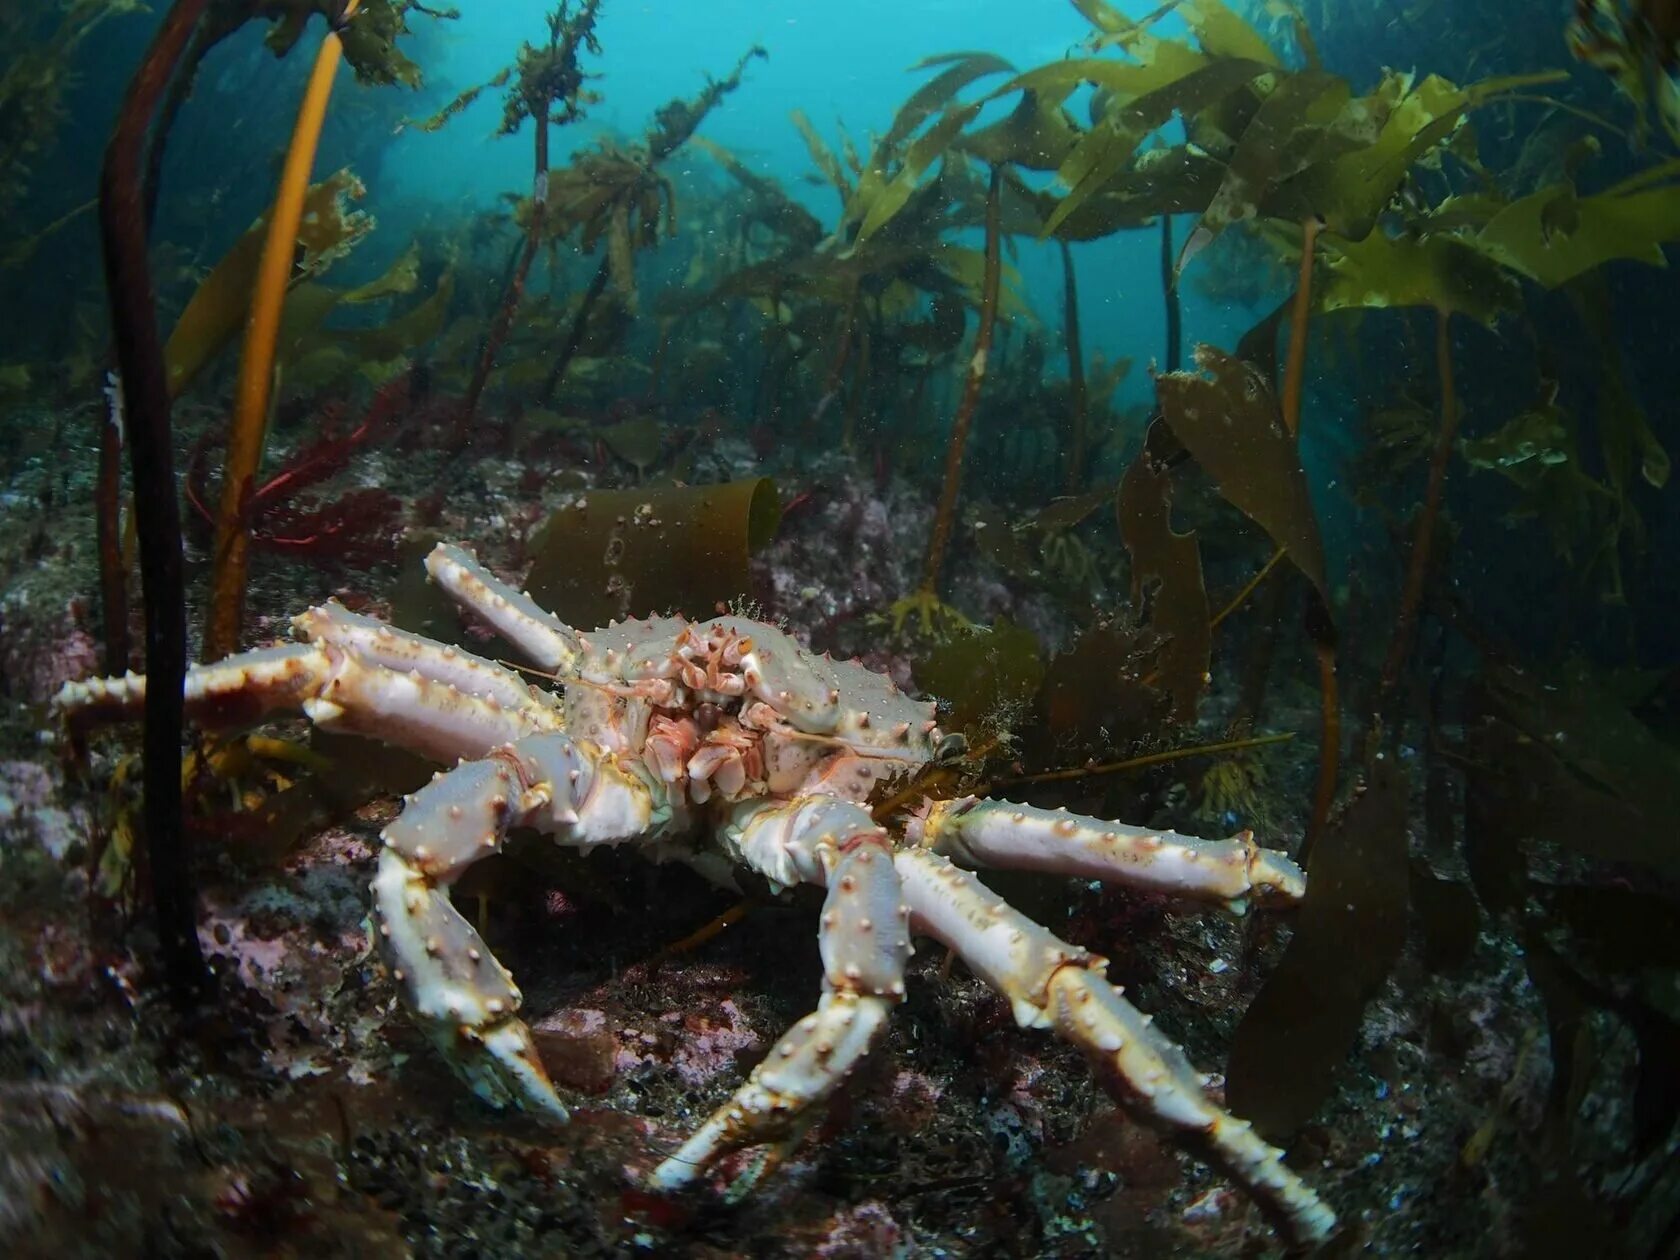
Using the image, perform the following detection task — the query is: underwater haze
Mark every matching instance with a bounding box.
[2,0,1680,1255]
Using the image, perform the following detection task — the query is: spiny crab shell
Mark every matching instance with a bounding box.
[53,542,1336,1249]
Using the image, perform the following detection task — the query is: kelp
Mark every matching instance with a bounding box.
[1177,70,1350,271]
[1041,57,1273,239]
[207,11,366,661]
[1457,651,1680,1196]
[258,0,442,88]
[164,170,373,397]
[405,67,511,133]
[1568,0,1680,147]
[1226,758,1410,1139]
[840,53,1015,248]
[647,45,768,162]
[99,0,214,1004]
[1154,346,1328,597]
[911,618,1046,737]
[1473,160,1680,288]
[1317,228,1521,327]
[1116,424,1211,722]
[281,269,455,390]
[0,0,145,219]
[459,2,604,434]
[525,478,780,628]
[1036,622,1170,754]
[1472,661,1680,875]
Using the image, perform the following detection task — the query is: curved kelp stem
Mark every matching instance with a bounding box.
[98,0,212,1003]
[921,164,1002,596]
[1060,238,1088,494]
[462,107,550,436]
[204,0,360,662]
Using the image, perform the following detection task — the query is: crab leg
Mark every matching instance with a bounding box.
[893,847,1336,1248]
[911,796,1306,912]
[374,730,666,1116]
[53,620,562,765]
[293,600,555,719]
[650,797,911,1191]
[425,543,582,675]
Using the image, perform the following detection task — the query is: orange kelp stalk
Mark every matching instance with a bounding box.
[205,0,360,662]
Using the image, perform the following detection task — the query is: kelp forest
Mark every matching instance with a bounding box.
[1,0,1678,1254]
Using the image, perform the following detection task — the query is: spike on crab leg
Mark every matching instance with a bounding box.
[650,797,911,1190]
[425,543,583,675]
[911,796,1306,912]
[892,847,1336,1248]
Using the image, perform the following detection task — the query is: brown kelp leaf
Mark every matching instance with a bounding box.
[389,533,470,644]
[883,52,1016,154]
[1178,70,1351,273]
[790,108,854,202]
[1318,229,1520,327]
[1597,352,1671,492]
[339,270,455,364]
[526,478,780,628]
[1117,425,1211,722]
[340,242,421,304]
[1284,70,1565,241]
[1409,859,1479,973]
[850,100,983,247]
[1036,623,1168,753]
[164,169,372,396]
[403,66,512,133]
[1044,57,1271,239]
[1155,345,1328,598]
[263,0,429,88]
[1042,148,1227,238]
[912,618,1045,735]
[1472,164,1680,289]
[1179,0,1284,67]
[1478,661,1680,874]
[1461,710,1533,916]
[961,89,1081,171]
[1459,401,1571,484]
[1032,484,1117,532]
[1520,930,1597,1148]
[1226,758,1409,1139]
[283,271,456,389]
[1545,885,1680,972]
[600,413,663,474]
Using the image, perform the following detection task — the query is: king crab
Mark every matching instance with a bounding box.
[55,543,1336,1247]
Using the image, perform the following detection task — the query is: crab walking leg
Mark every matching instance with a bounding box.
[293,600,558,721]
[373,730,665,1116]
[912,796,1306,912]
[893,848,1336,1248]
[425,543,582,674]
[53,637,561,764]
[650,797,911,1190]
